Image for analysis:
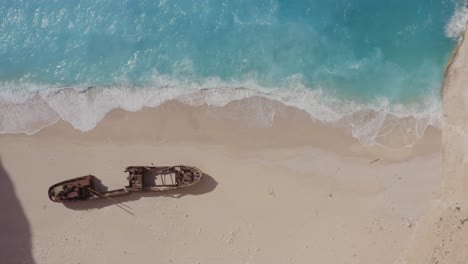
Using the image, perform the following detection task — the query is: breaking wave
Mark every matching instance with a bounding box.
[446,0,468,40]
[2,0,462,147]
[0,74,441,148]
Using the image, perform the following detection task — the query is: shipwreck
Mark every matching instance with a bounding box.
[48,166,203,203]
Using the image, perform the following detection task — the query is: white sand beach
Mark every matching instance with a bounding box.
[0,98,443,264]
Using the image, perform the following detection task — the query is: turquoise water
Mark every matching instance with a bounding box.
[0,0,466,145]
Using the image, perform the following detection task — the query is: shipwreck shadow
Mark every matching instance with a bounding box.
[0,156,36,264]
[63,173,217,211]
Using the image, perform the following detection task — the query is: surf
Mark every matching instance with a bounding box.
[0,0,464,147]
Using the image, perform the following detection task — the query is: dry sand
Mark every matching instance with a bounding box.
[0,97,443,264]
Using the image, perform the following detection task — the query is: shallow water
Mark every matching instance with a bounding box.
[0,0,466,146]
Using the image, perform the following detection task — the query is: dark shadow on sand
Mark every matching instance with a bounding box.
[0,156,36,264]
[63,173,217,212]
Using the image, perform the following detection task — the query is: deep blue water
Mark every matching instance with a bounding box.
[0,0,465,144]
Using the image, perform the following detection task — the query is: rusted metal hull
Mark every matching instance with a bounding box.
[48,166,203,203]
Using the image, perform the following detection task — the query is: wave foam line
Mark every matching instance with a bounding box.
[0,76,442,147]
[446,0,468,40]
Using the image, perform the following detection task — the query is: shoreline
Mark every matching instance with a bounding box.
[4,97,442,159]
[1,86,442,147]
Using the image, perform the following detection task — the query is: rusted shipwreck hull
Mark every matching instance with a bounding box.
[48,166,203,203]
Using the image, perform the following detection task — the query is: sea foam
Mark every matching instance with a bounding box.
[0,0,457,147]
[446,0,468,40]
[0,73,441,147]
